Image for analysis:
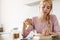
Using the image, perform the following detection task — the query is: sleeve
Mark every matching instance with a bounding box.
[53,15,60,33]
[22,18,35,38]
[23,25,33,38]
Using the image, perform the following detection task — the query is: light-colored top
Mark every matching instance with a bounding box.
[23,14,60,38]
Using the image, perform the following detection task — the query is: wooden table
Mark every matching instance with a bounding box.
[21,35,60,40]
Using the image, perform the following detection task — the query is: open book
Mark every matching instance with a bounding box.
[33,34,57,40]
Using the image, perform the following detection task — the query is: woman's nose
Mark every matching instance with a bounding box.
[44,7,47,11]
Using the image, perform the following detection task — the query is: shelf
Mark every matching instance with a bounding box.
[25,0,54,6]
[25,0,40,6]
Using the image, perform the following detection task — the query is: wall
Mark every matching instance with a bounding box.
[1,0,40,33]
[0,0,1,27]
[53,0,60,24]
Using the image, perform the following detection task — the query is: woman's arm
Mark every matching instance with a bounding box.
[51,15,60,36]
[42,15,60,36]
[22,18,34,38]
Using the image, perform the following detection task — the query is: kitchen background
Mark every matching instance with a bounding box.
[0,0,60,40]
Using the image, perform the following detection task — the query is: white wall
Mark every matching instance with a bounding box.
[1,0,60,38]
[53,0,60,24]
[1,0,39,32]
[0,0,1,27]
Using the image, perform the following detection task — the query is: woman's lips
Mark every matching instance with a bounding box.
[44,12,47,13]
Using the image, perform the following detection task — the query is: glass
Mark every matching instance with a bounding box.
[13,28,20,40]
[13,33,19,39]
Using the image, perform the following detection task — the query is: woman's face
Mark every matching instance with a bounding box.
[40,1,51,16]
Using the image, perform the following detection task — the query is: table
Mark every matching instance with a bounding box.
[0,32,11,40]
[20,35,60,40]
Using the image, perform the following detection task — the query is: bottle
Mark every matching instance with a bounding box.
[0,24,3,32]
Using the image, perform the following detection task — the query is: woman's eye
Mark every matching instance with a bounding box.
[47,6,50,9]
[42,6,45,8]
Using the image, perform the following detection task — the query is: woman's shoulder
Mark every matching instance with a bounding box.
[32,16,38,19]
[31,16,39,22]
[50,14,58,21]
[50,14,57,19]
[50,14,56,17]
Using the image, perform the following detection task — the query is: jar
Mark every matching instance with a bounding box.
[13,28,20,40]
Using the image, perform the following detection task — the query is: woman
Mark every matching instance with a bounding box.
[22,0,60,38]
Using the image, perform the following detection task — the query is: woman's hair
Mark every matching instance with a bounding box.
[40,0,52,10]
[40,0,52,27]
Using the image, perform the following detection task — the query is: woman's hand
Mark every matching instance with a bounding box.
[23,18,33,38]
[23,18,32,25]
[23,18,33,30]
[49,32,59,36]
[42,27,51,35]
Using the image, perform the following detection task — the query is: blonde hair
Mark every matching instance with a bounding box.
[40,0,52,9]
[40,0,53,31]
